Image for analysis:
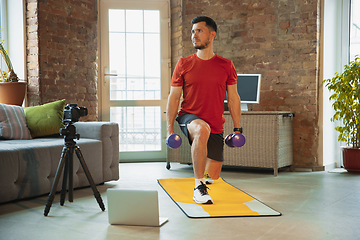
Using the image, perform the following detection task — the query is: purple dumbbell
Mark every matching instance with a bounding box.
[166,134,182,149]
[225,133,246,148]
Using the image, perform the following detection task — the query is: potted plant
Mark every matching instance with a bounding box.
[323,55,360,172]
[0,41,26,106]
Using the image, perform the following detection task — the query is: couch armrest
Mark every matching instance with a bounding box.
[74,121,119,182]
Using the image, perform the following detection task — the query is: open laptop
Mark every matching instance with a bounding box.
[107,189,168,227]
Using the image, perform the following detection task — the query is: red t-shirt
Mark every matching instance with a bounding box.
[171,54,237,133]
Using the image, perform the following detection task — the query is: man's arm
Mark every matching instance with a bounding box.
[166,86,183,136]
[226,84,241,132]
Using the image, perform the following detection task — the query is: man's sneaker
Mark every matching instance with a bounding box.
[204,172,214,184]
[193,181,213,204]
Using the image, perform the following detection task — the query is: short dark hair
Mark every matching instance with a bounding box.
[191,16,217,33]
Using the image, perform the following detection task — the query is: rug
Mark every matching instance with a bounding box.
[158,177,281,218]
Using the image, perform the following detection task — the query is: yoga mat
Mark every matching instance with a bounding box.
[158,177,281,218]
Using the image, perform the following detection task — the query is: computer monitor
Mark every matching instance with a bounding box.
[225,74,261,111]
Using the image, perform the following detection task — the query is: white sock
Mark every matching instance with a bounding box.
[195,178,205,188]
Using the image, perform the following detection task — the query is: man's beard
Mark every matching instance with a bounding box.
[193,38,211,50]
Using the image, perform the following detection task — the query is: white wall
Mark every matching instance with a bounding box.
[321,0,348,168]
[7,0,25,80]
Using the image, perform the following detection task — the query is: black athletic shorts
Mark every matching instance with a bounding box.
[176,113,224,162]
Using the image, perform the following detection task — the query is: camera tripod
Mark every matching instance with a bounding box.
[44,123,105,216]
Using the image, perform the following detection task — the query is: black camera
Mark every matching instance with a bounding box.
[63,104,88,123]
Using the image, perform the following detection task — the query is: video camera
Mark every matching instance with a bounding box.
[63,104,88,124]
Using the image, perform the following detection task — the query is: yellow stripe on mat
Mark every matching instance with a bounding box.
[158,178,281,218]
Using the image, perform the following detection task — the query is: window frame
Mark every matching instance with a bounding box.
[341,0,350,65]
[0,0,7,72]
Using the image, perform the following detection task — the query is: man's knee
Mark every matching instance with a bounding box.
[188,119,210,142]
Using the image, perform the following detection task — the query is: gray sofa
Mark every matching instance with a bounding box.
[0,121,119,204]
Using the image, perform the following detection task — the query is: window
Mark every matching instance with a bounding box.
[0,0,26,81]
[111,106,161,151]
[350,0,360,61]
[100,0,171,160]
[108,9,162,152]
[108,9,161,101]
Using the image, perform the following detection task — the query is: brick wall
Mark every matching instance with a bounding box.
[26,0,98,121]
[171,0,184,69]
[171,0,320,167]
[26,0,40,105]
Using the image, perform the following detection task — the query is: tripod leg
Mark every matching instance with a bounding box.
[60,154,69,206]
[44,147,69,216]
[74,146,105,211]
[68,147,74,202]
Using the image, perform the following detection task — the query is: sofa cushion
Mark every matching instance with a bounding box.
[24,99,66,138]
[0,103,32,140]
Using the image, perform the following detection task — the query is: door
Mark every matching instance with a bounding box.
[99,0,171,161]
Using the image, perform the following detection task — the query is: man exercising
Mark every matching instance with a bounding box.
[166,16,241,204]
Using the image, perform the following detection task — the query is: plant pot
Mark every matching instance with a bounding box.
[342,147,360,172]
[0,82,27,106]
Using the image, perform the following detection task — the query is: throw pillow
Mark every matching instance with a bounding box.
[0,103,32,140]
[24,99,66,138]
